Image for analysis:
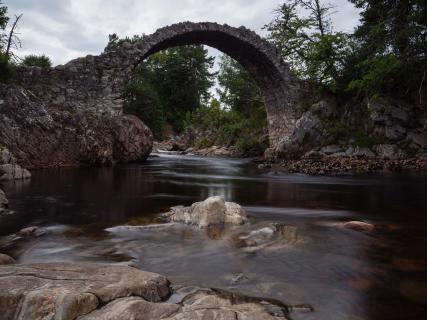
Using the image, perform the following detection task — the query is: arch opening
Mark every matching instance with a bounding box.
[114,22,301,147]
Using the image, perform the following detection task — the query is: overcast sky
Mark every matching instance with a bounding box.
[5,0,361,66]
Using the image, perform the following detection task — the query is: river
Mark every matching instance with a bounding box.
[1,154,426,320]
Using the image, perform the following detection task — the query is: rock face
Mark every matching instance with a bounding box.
[270,97,427,161]
[0,84,153,168]
[0,147,31,180]
[161,196,248,228]
[0,263,293,320]
[0,262,170,320]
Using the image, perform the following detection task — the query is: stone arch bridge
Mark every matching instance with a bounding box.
[15,22,308,149]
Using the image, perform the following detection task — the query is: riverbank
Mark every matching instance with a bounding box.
[259,155,427,175]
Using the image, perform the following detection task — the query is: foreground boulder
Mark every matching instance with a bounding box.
[78,288,291,320]
[161,196,248,228]
[0,262,170,320]
[0,84,153,168]
[0,263,295,320]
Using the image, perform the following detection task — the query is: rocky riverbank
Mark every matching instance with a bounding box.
[259,154,427,175]
[0,83,153,169]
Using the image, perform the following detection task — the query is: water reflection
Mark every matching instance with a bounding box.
[0,154,426,320]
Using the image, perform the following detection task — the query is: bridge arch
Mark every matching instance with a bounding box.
[15,22,307,149]
[107,22,304,146]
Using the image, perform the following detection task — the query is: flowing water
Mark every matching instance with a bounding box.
[1,154,427,320]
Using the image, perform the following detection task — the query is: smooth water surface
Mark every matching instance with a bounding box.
[1,154,427,320]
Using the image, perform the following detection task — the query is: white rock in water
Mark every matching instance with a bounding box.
[166,196,248,228]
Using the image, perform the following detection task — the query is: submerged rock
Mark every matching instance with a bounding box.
[18,226,47,237]
[343,221,375,232]
[237,224,305,253]
[161,196,248,228]
[0,253,15,265]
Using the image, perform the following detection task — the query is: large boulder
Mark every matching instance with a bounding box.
[113,114,153,163]
[162,196,248,228]
[0,262,170,320]
[0,84,153,168]
[0,263,297,320]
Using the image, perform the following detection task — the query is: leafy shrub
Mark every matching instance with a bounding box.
[22,54,52,69]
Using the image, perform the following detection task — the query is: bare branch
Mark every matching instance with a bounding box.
[5,13,23,58]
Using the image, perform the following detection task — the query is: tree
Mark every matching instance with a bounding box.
[345,0,427,102]
[263,0,350,91]
[123,44,215,136]
[183,55,268,156]
[124,63,166,139]
[22,54,52,68]
[0,1,13,82]
[217,55,264,117]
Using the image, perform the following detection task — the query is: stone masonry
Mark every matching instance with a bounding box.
[13,22,308,149]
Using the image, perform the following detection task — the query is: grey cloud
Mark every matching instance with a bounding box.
[4,0,360,65]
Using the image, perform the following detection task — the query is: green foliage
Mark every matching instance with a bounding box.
[22,54,52,68]
[123,44,215,137]
[124,65,166,139]
[185,56,268,157]
[264,0,350,91]
[0,51,13,82]
[104,34,146,52]
[352,133,386,149]
[347,54,404,98]
[0,1,8,34]
[344,0,427,101]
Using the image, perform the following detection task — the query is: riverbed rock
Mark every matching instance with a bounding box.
[343,221,375,232]
[18,226,47,237]
[0,262,171,320]
[0,253,15,265]
[162,196,248,228]
[238,224,305,253]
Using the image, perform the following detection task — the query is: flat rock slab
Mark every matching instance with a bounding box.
[0,262,170,320]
